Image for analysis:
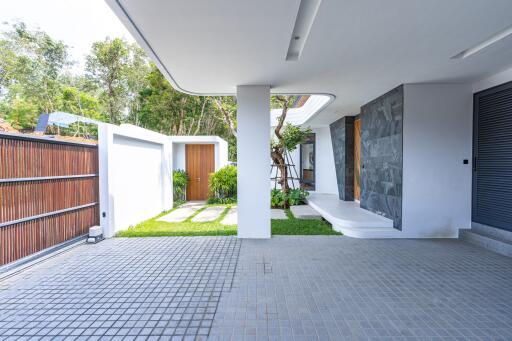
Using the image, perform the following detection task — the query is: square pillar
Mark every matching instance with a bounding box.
[236,85,271,238]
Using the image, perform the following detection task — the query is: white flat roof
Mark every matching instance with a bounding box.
[106,0,512,125]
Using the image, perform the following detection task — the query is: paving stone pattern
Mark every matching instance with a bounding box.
[210,237,512,341]
[0,237,240,340]
[1,236,512,340]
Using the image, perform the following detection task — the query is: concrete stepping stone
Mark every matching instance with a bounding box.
[157,203,204,222]
[221,206,237,225]
[271,209,288,219]
[290,204,322,219]
[192,206,225,222]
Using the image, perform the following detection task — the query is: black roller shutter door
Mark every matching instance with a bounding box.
[473,81,512,231]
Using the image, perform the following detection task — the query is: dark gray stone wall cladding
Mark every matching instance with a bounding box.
[360,85,403,229]
[330,116,354,201]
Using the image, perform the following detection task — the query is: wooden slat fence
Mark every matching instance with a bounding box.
[0,133,99,266]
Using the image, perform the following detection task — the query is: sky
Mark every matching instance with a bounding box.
[0,0,135,73]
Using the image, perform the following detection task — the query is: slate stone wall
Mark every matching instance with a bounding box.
[360,85,403,229]
[330,116,354,201]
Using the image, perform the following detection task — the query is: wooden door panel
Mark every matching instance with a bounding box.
[354,119,361,200]
[186,144,215,200]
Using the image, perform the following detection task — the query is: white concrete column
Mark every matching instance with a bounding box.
[236,85,271,238]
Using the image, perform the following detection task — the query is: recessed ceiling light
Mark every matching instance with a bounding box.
[286,0,322,61]
[451,24,512,59]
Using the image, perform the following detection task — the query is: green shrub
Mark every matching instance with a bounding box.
[271,189,286,208]
[173,169,188,203]
[271,188,309,208]
[208,165,237,204]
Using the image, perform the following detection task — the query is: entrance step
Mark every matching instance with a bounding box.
[471,222,512,243]
[307,193,399,238]
[460,223,512,257]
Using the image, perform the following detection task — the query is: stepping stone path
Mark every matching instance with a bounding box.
[271,209,288,219]
[158,203,292,225]
[220,206,237,225]
[290,204,322,219]
[192,206,226,222]
[157,202,204,222]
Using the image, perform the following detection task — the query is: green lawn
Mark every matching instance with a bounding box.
[116,205,341,237]
[272,209,341,235]
[116,205,237,237]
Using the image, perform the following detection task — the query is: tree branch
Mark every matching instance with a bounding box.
[214,98,237,138]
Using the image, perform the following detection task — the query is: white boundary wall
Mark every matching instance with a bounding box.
[99,124,173,237]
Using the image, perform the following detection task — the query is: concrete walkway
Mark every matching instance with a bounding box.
[220,207,289,225]
[157,202,204,222]
[0,237,511,340]
[271,208,288,219]
[157,202,232,223]
[192,206,226,222]
[221,206,237,225]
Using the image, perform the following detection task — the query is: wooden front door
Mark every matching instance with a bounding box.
[186,144,215,201]
[354,118,361,201]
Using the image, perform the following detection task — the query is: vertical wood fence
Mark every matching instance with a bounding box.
[0,133,99,266]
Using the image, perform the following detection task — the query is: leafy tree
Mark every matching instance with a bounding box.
[85,38,130,124]
[4,98,39,130]
[0,21,243,155]
[271,96,312,208]
[0,22,71,126]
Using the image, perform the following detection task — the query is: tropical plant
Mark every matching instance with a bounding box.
[172,169,188,204]
[271,188,309,208]
[207,165,237,204]
[287,188,309,206]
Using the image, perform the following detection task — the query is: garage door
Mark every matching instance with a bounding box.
[473,81,512,231]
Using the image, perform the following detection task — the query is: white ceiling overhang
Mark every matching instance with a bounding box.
[106,0,512,126]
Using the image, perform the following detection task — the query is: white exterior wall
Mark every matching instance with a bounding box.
[173,143,186,170]
[402,84,473,238]
[170,136,229,172]
[312,127,338,195]
[99,124,172,237]
[237,85,271,238]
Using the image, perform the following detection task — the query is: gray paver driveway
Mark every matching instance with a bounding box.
[0,237,240,341]
[210,237,512,341]
[0,236,511,340]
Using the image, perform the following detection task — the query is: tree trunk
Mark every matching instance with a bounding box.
[272,96,291,208]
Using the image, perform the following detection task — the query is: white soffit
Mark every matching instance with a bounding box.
[106,0,512,125]
[270,95,333,127]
